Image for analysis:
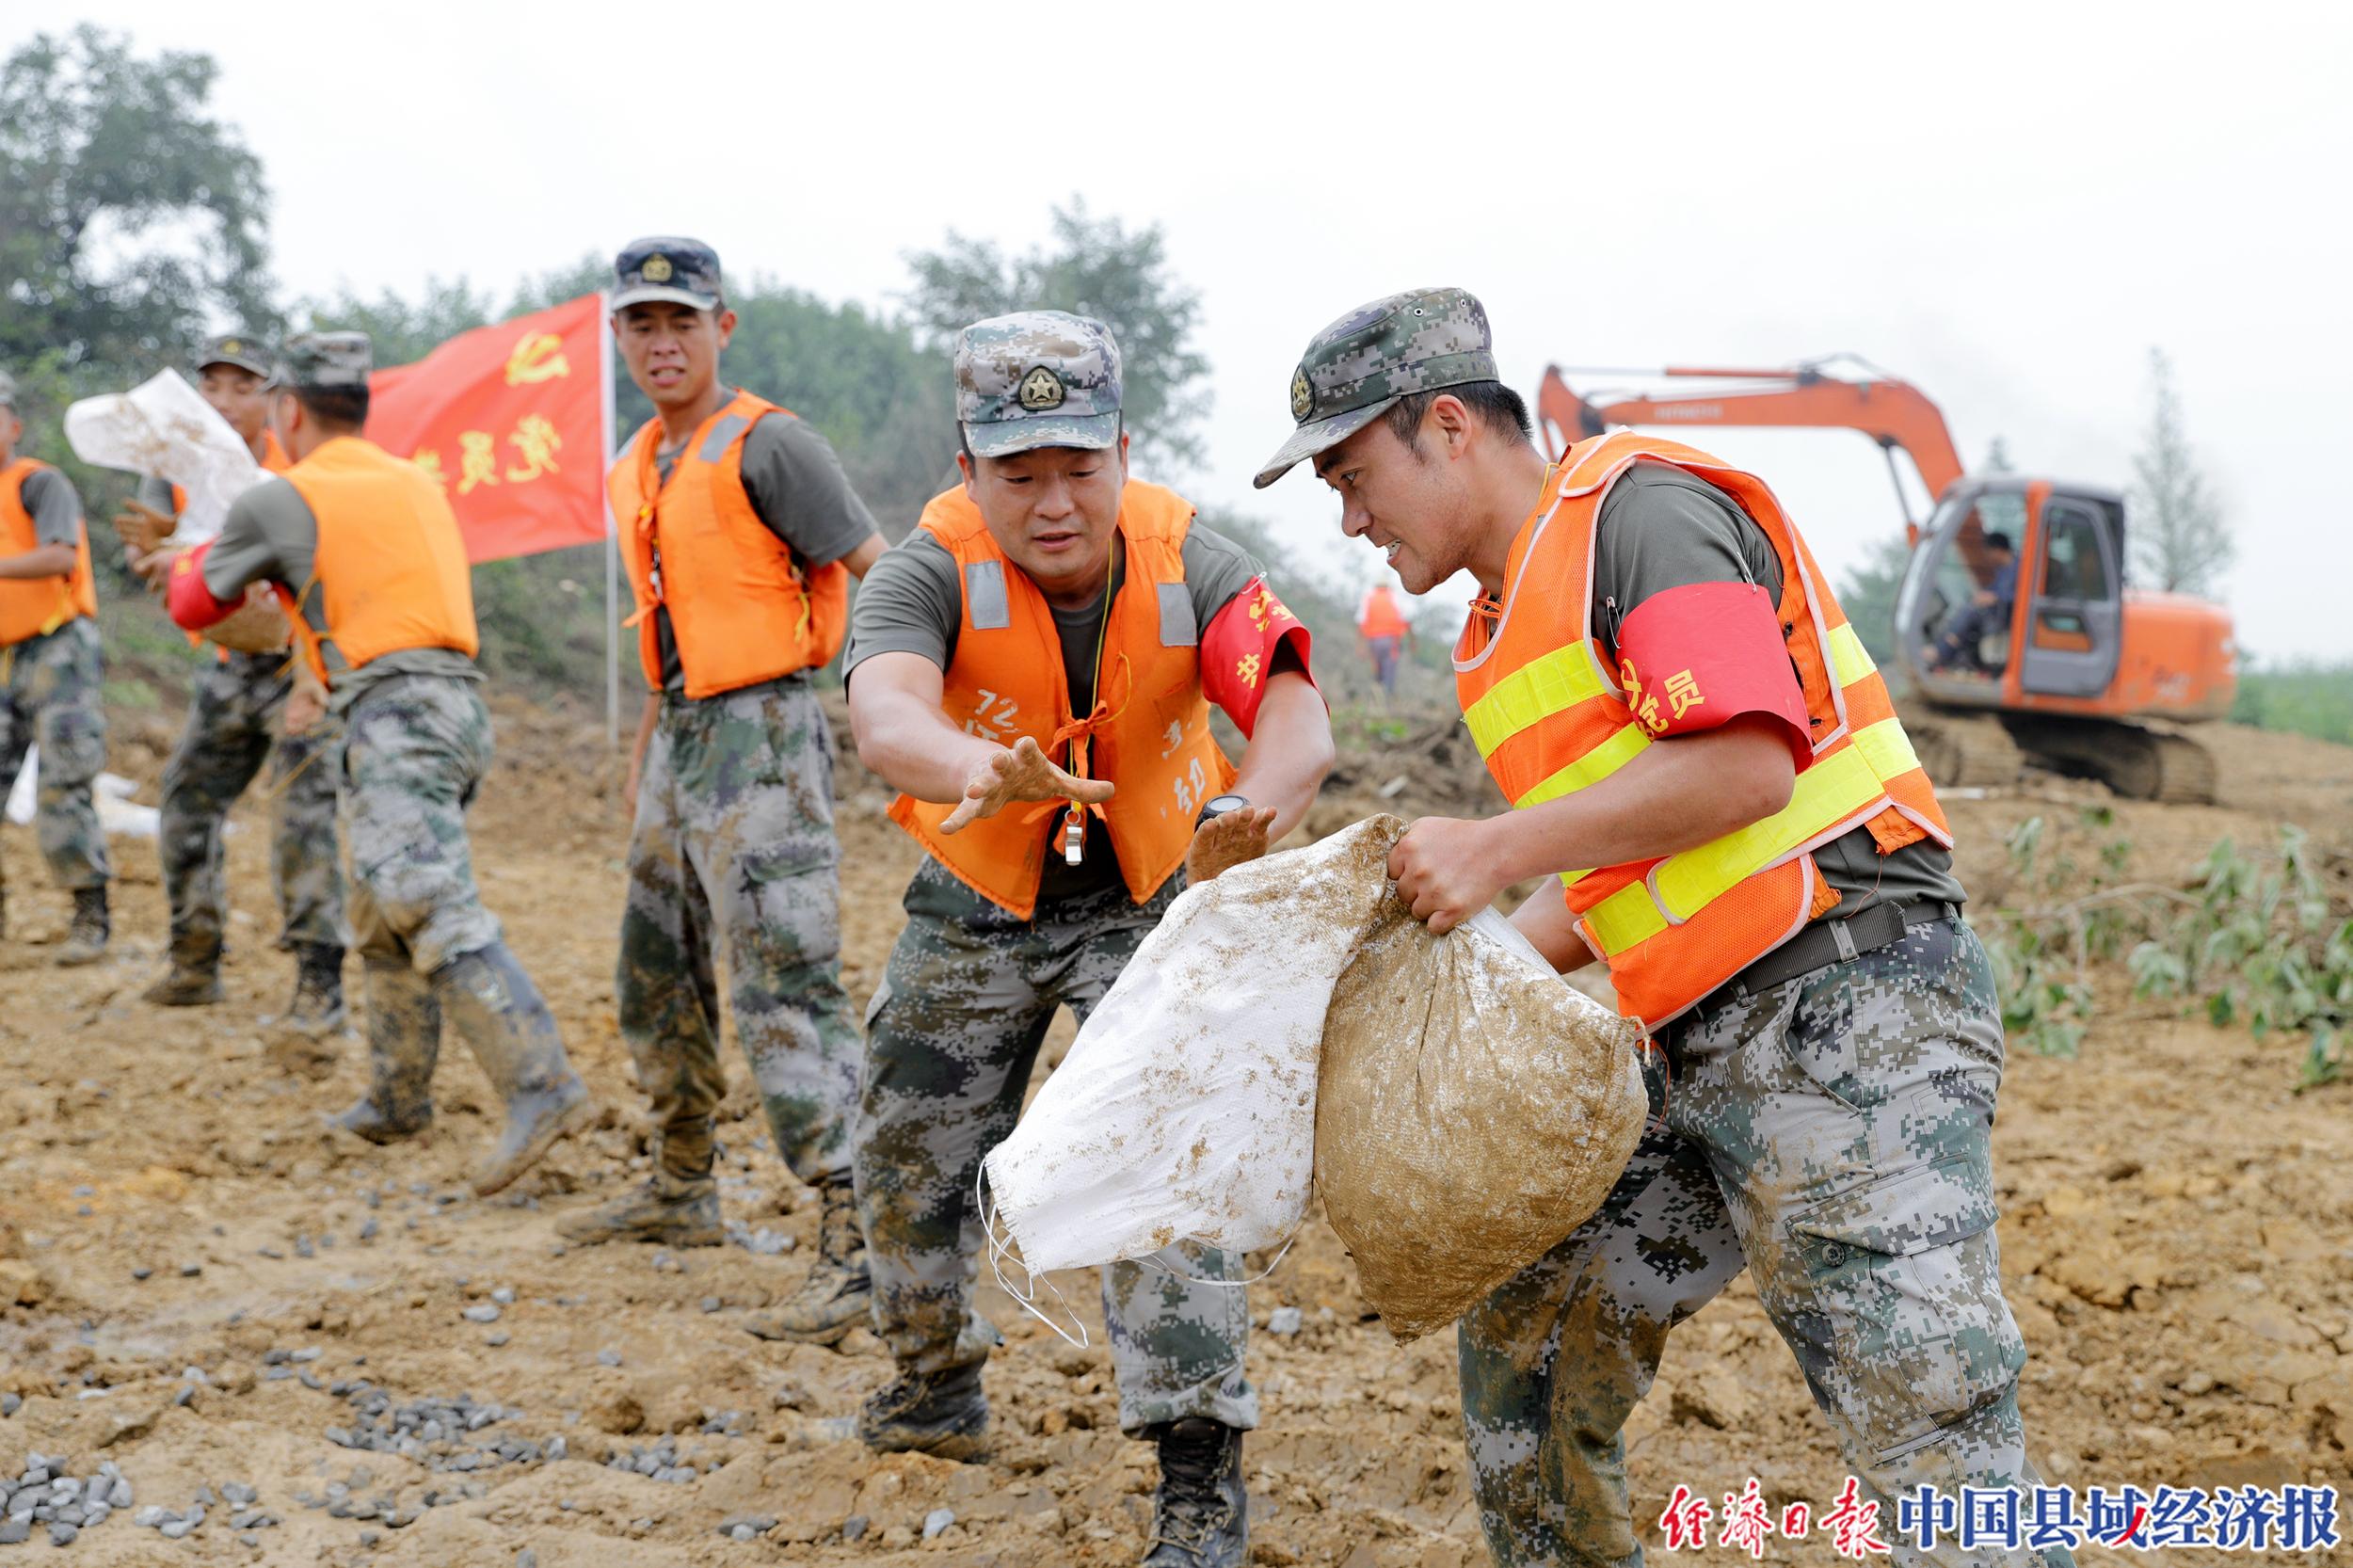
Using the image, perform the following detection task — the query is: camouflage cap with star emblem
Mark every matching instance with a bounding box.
[612,236,723,312]
[277,331,373,390]
[953,311,1123,458]
[196,332,274,379]
[1253,286,1497,488]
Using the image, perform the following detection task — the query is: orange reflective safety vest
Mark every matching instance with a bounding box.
[609,391,848,700]
[280,437,479,685]
[1358,584,1410,639]
[1454,431,1951,1032]
[0,458,99,648]
[887,481,1238,921]
[171,428,290,515]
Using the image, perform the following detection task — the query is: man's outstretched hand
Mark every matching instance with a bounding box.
[939,736,1115,835]
[1184,805,1276,885]
[111,498,176,557]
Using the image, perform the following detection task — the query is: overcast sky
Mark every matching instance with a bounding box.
[55,1,2353,659]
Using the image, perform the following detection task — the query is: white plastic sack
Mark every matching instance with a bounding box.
[982,818,1404,1276]
[64,370,264,543]
[4,749,159,840]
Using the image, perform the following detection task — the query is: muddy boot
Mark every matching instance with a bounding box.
[855,1361,987,1460]
[280,942,348,1036]
[742,1180,872,1344]
[143,937,225,1007]
[53,887,109,967]
[433,941,592,1198]
[330,961,440,1144]
[557,1170,723,1247]
[1141,1417,1248,1568]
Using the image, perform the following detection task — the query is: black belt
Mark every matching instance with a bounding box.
[1710,898,1962,1011]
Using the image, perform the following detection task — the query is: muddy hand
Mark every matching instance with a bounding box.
[940,736,1114,835]
[281,666,328,738]
[112,498,176,556]
[1184,806,1276,885]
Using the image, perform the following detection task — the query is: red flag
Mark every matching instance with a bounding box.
[367,295,609,564]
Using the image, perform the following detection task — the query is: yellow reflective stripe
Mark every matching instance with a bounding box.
[1513,721,1649,808]
[1582,717,1919,955]
[1463,642,1609,759]
[1826,621,1877,686]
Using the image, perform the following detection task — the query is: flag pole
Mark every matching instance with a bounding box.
[598,293,619,751]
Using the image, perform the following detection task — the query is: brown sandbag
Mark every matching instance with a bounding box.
[200,584,294,654]
[1315,856,1649,1342]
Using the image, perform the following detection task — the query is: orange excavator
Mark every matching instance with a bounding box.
[1537,357,2235,803]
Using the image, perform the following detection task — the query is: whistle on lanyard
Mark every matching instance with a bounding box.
[1060,806,1087,867]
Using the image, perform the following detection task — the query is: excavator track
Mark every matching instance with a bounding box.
[1998,715,2220,806]
[1902,708,2027,791]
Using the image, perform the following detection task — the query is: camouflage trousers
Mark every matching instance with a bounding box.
[1459,916,2073,1568]
[339,674,502,974]
[856,858,1258,1436]
[616,677,860,1190]
[157,649,344,964]
[0,618,109,894]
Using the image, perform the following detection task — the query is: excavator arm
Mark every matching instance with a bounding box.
[1537,362,1968,533]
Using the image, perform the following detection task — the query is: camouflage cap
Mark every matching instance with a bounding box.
[612,236,723,312]
[954,311,1123,458]
[278,331,373,391]
[1252,286,1497,488]
[0,369,15,409]
[196,332,273,378]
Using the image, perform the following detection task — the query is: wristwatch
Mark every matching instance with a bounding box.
[1196,792,1251,829]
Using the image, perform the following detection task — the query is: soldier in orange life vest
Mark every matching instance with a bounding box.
[1258,290,2072,1568]
[119,333,347,1029]
[844,312,1333,1567]
[558,238,889,1352]
[1354,579,1412,698]
[165,331,591,1198]
[0,366,111,965]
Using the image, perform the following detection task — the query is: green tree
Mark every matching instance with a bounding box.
[2128,347,2232,593]
[1,26,274,373]
[1836,533,1913,682]
[901,199,1210,472]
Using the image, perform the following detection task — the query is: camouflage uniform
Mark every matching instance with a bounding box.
[616,675,862,1189]
[1458,919,2073,1568]
[155,648,344,968]
[0,617,109,893]
[858,857,1257,1435]
[339,675,504,974]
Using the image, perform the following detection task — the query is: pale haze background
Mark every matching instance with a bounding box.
[60,0,2353,659]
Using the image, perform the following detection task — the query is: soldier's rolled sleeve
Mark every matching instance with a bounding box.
[739,416,882,568]
[841,534,960,680]
[19,469,84,548]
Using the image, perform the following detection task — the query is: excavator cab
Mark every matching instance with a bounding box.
[1895,477,2126,706]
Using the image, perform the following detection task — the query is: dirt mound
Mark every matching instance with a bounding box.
[0,697,2345,1564]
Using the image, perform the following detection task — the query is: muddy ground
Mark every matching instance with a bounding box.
[0,691,2346,1566]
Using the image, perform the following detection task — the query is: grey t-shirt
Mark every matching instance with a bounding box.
[203,474,479,711]
[844,520,1269,902]
[1591,461,1966,919]
[644,407,880,694]
[18,468,83,547]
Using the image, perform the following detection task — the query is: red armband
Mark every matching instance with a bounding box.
[166,541,240,631]
[1200,577,1318,737]
[1615,581,1812,768]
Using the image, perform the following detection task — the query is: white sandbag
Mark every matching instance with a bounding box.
[982,817,1403,1277]
[5,750,159,840]
[64,370,263,544]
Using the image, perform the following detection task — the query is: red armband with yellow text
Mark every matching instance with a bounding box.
[1615,581,1812,769]
[166,541,241,631]
[1200,577,1317,738]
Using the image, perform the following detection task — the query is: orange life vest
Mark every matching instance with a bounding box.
[0,458,98,648]
[279,436,479,685]
[886,480,1237,920]
[609,391,848,700]
[1358,584,1410,639]
[1454,431,1951,1032]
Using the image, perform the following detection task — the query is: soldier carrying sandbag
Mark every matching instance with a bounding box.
[1259,288,2074,1568]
